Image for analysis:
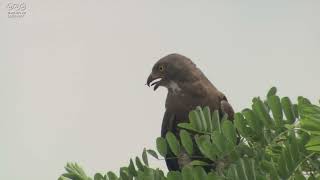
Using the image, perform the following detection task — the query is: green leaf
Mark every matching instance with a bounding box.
[189,160,210,166]
[167,171,182,180]
[128,158,137,176]
[267,87,277,97]
[197,106,208,132]
[207,172,221,180]
[181,166,193,180]
[64,163,89,180]
[298,96,312,107]
[261,160,278,179]
[156,137,168,157]
[147,149,159,159]
[253,98,275,129]
[203,106,213,132]
[226,165,238,180]
[142,168,155,180]
[267,95,283,126]
[283,146,294,172]
[211,131,227,154]
[237,143,254,158]
[120,170,129,180]
[142,148,149,166]
[189,110,203,131]
[234,113,250,137]
[284,124,294,129]
[58,176,70,180]
[193,166,207,180]
[297,131,310,147]
[289,134,300,162]
[180,130,194,155]
[305,136,320,147]
[212,110,221,132]
[135,157,144,171]
[300,118,320,132]
[293,104,299,118]
[195,134,218,160]
[120,167,130,180]
[107,171,118,180]
[299,103,320,115]
[154,168,165,180]
[249,159,257,180]
[242,109,262,132]
[278,152,288,178]
[178,123,197,132]
[281,97,296,124]
[166,132,181,156]
[94,173,105,180]
[238,158,250,180]
[222,120,237,145]
[294,172,306,180]
[306,146,320,152]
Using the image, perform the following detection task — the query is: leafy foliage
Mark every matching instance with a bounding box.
[59,87,320,180]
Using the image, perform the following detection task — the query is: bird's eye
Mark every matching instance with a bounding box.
[159,65,165,72]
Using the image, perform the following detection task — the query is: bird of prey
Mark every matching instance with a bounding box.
[146,53,234,171]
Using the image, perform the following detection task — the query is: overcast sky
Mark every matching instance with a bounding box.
[1,0,320,179]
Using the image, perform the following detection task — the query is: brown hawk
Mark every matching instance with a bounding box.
[147,53,234,171]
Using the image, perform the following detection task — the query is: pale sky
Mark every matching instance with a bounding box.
[1,0,320,179]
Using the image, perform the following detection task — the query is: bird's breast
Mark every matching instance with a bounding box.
[166,92,203,112]
[165,88,221,114]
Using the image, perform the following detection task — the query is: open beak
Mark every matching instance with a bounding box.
[146,74,163,91]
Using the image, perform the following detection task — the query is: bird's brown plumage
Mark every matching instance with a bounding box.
[147,53,234,171]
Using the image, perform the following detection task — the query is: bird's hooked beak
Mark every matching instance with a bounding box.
[146,73,163,91]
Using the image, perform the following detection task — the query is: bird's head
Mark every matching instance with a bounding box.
[146,53,199,91]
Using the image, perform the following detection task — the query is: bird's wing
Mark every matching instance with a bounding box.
[161,109,180,171]
[220,96,235,120]
[161,109,176,137]
[180,80,207,97]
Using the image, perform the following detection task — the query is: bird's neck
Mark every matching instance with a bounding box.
[167,81,182,95]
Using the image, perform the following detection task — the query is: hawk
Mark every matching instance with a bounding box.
[146,53,234,171]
